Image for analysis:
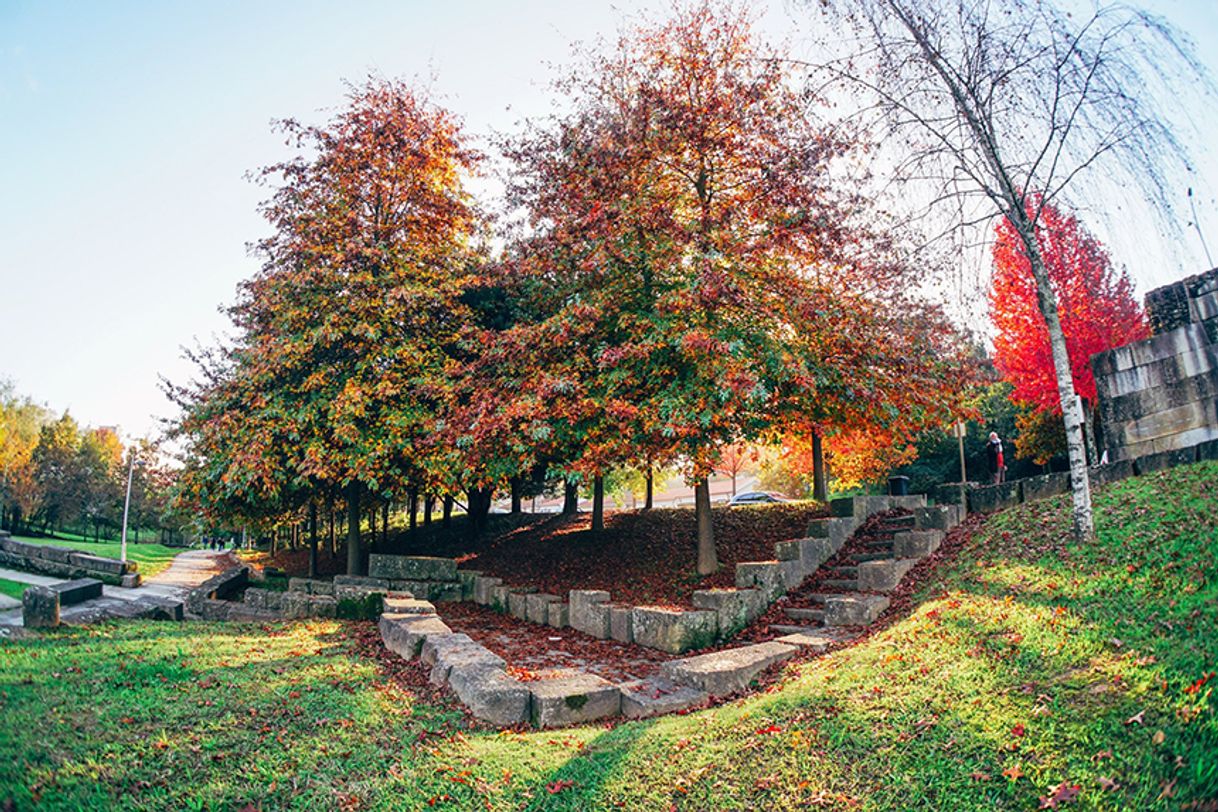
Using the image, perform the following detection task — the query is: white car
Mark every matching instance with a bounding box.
[728,491,790,506]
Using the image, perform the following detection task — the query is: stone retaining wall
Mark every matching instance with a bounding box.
[937,438,1218,514]
[1093,268,1218,462]
[0,533,140,587]
[463,494,931,654]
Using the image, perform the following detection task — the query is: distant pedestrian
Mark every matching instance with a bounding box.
[987,431,1006,484]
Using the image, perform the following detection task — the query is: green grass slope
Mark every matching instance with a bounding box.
[0,462,1215,810]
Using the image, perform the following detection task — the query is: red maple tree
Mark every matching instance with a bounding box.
[990,199,1149,413]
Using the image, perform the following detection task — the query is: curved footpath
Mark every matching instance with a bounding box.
[0,549,236,630]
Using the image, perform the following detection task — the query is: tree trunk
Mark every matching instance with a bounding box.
[562,480,579,515]
[368,501,377,548]
[346,480,363,575]
[308,500,318,579]
[695,478,718,575]
[812,430,828,502]
[442,495,454,527]
[644,467,654,510]
[326,489,336,557]
[1081,398,1099,467]
[591,475,605,532]
[510,478,522,514]
[408,486,419,530]
[1020,225,1094,539]
[465,487,493,542]
[382,500,390,545]
[424,495,434,527]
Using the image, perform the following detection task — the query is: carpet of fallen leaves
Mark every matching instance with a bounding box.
[458,504,829,607]
[436,602,676,682]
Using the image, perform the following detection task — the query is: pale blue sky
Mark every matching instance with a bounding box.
[1,0,1216,438]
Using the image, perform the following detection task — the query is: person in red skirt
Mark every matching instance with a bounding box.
[986,431,1006,484]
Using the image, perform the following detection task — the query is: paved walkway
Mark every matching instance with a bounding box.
[0,549,237,628]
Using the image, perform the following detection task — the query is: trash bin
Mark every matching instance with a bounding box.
[888,476,910,496]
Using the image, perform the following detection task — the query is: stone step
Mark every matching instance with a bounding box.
[828,566,859,578]
[769,623,819,635]
[783,606,825,622]
[883,515,916,528]
[822,578,858,590]
[848,551,893,563]
[823,593,890,626]
[773,631,836,651]
[530,670,622,728]
[863,540,895,550]
[619,679,708,719]
[662,641,798,696]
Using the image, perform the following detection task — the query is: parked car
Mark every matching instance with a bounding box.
[728,491,790,506]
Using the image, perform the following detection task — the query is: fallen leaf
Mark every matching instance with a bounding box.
[1097,776,1119,791]
[1003,765,1025,781]
[1125,710,1145,726]
[1039,782,1081,808]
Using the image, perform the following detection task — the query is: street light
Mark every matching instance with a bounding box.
[120,452,146,564]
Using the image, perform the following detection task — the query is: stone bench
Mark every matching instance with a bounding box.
[21,578,105,627]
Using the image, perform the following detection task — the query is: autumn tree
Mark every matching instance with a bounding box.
[169,78,481,572]
[990,199,1149,463]
[811,0,1211,539]
[501,2,968,574]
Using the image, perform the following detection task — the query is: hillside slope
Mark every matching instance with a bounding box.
[1,462,1215,810]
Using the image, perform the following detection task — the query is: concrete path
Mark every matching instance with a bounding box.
[0,549,237,628]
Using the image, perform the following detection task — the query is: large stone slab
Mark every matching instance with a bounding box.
[529,671,621,728]
[774,631,835,651]
[526,593,562,625]
[856,558,918,593]
[390,580,463,603]
[334,574,390,589]
[368,554,458,582]
[968,482,1022,513]
[379,613,451,660]
[691,587,764,638]
[1135,446,1197,475]
[383,596,436,615]
[774,537,835,575]
[546,602,569,629]
[1020,472,1071,503]
[662,641,797,696]
[50,578,103,605]
[569,590,611,638]
[734,561,786,601]
[22,585,59,628]
[447,665,531,726]
[914,505,962,531]
[288,577,335,596]
[68,552,133,576]
[823,593,889,625]
[1089,460,1134,488]
[631,607,718,653]
[892,530,943,559]
[187,566,249,613]
[507,590,531,620]
[422,634,506,685]
[618,679,708,719]
[457,569,483,600]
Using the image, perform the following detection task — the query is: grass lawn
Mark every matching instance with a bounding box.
[0,462,1215,810]
[0,578,28,601]
[10,536,183,578]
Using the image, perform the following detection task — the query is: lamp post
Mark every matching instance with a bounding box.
[953,421,968,517]
[120,452,145,564]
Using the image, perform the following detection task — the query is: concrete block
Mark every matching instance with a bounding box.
[546,602,569,628]
[1135,446,1198,475]
[734,561,785,601]
[1196,439,1218,462]
[608,605,633,643]
[631,607,718,653]
[489,585,512,613]
[447,665,531,727]
[661,641,797,696]
[526,593,562,625]
[1020,472,1071,503]
[473,576,502,606]
[119,573,141,589]
[618,679,707,719]
[457,569,483,600]
[1089,460,1135,488]
[856,558,918,593]
[968,482,1022,513]
[308,595,337,618]
[914,505,960,531]
[892,530,943,559]
[424,636,505,686]
[529,671,621,728]
[379,613,451,660]
[368,554,458,582]
[383,596,436,615]
[823,594,889,626]
[507,591,531,620]
[691,587,764,638]
[569,590,611,638]
[34,545,73,564]
[22,585,59,628]
[334,574,390,589]
[68,553,130,576]
[774,631,835,650]
[774,537,834,575]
